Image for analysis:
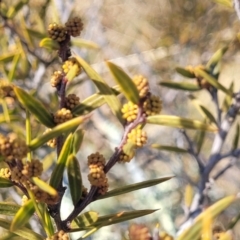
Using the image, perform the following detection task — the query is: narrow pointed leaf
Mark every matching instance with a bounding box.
[0,218,43,240]
[39,37,60,50]
[75,56,123,123]
[222,82,234,112]
[8,54,21,82]
[67,155,82,205]
[71,39,99,49]
[199,105,217,125]
[206,47,228,70]
[72,85,121,116]
[177,195,236,240]
[92,209,158,227]
[213,0,232,7]
[195,129,206,154]
[72,129,84,154]
[0,114,19,123]
[97,176,173,200]
[72,211,99,229]
[232,124,239,150]
[26,28,47,39]
[10,200,35,231]
[0,203,20,215]
[29,116,85,150]
[50,134,73,188]
[194,68,232,96]
[184,184,194,208]
[0,52,21,63]
[14,86,55,128]
[151,144,188,153]
[32,177,57,196]
[106,61,139,104]
[147,115,218,132]
[160,81,200,91]
[6,0,28,19]
[0,177,13,187]
[71,209,158,232]
[44,207,54,236]
[175,67,195,78]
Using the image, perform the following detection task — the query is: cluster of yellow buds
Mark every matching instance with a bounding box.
[127,127,147,148]
[0,168,11,179]
[87,152,108,195]
[50,71,64,87]
[53,108,73,124]
[62,57,81,76]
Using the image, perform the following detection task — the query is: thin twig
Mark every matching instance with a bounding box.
[181,130,205,173]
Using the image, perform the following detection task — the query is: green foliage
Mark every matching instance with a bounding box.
[0,1,240,240]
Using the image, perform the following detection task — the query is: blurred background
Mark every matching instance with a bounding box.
[1,0,240,239]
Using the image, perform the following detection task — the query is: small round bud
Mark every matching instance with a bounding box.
[97,178,108,195]
[50,71,64,87]
[53,108,73,124]
[127,128,147,148]
[48,23,67,42]
[65,17,83,37]
[0,168,11,179]
[0,81,15,99]
[62,57,81,76]
[43,129,57,148]
[65,94,80,110]
[87,152,106,167]
[143,94,162,116]
[132,75,149,98]
[22,159,43,178]
[121,102,139,122]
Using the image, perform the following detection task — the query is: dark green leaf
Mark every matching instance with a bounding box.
[151,144,188,153]
[0,202,20,215]
[0,177,13,188]
[175,67,195,78]
[14,86,55,128]
[160,81,200,91]
[199,105,217,125]
[72,211,99,229]
[97,176,173,200]
[106,61,139,104]
[194,129,206,155]
[29,116,85,150]
[75,56,123,123]
[146,115,217,132]
[0,218,43,240]
[72,85,121,116]
[194,68,232,96]
[232,124,239,150]
[50,134,73,188]
[67,155,82,205]
[72,129,84,154]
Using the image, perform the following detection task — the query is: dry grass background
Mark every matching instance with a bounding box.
[2,0,240,239]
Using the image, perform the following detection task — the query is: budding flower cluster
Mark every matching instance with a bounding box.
[0,134,28,161]
[87,152,108,195]
[121,102,139,122]
[50,71,64,87]
[65,94,80,110]
[46,230,69,240]
[143,94,162,116]
[21,159,43,178]
[62,57,81,76]
[65,17,83,37]
[48,23,67,42]
[127,128,147,148]
[0,81,15,98]
[53,108,73,124]
[132,75,149,98]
